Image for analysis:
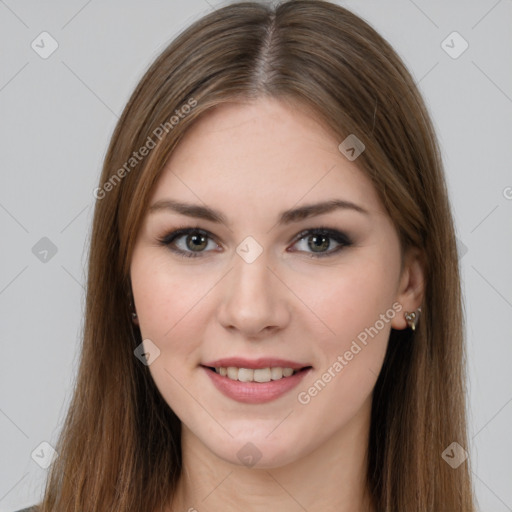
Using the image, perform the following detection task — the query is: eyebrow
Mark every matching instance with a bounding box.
[148,198,369,226]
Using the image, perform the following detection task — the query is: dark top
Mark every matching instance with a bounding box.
[14,507,38,512]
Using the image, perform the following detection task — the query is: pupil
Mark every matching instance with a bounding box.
[188,233,207,251]
[309,235,329,252]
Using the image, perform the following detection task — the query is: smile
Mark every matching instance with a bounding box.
[201,359,312,404]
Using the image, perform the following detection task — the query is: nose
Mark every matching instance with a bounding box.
[216,248,291,339]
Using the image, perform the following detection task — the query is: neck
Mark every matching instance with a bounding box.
[168,395,375,512]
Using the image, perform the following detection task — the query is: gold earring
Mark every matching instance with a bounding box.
[404,307,421,331]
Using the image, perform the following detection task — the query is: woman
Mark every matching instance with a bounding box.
[20,1,476,510]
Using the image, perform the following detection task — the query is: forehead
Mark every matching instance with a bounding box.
[150,97,382,218]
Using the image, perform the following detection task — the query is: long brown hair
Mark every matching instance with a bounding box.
[37,1,476,510]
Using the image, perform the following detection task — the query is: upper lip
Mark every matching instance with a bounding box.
[202,357,311,370]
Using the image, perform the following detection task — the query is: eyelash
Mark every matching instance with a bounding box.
[156,225,353,259]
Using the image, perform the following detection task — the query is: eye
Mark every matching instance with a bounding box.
[157,226,353,259]
[289,227,353,258]
[157,227,220,258]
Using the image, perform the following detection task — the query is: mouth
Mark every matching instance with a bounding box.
[200,358,313,404]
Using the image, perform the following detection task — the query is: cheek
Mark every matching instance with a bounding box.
[297,250,400,396]
[306,252,399,342]
[132,256,207,332]
[130,255,209,359]
[130,256,212,419]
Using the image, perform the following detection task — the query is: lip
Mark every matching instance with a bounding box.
[201,363,312,404]
[202,357,309,370]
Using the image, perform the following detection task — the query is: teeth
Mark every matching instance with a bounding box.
[270,367,283,380]
[238,368,254,382]
[213,366,299,382]
[227,367,238,380]
[254,368,271,382]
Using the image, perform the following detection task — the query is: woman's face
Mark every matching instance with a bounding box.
[130,97,420,468]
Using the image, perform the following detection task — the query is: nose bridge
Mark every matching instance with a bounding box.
[217,239,289,335]
[234,246,273,297]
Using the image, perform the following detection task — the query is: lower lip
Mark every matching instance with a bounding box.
[202,366,311,404]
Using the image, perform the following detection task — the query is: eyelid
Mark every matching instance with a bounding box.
[158,226,214,246]
[290,227,352,246]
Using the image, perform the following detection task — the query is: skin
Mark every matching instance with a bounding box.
[130,97,424,512]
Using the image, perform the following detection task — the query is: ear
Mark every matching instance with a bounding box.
[391,247,425,330]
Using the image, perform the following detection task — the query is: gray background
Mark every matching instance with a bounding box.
[0,1,511,510]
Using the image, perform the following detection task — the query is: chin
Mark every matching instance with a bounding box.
[201,428,305,469]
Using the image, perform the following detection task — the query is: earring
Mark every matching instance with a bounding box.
[129,299,137,320]
[404,307,421,331]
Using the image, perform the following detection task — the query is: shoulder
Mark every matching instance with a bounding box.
[13,507,39,512]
